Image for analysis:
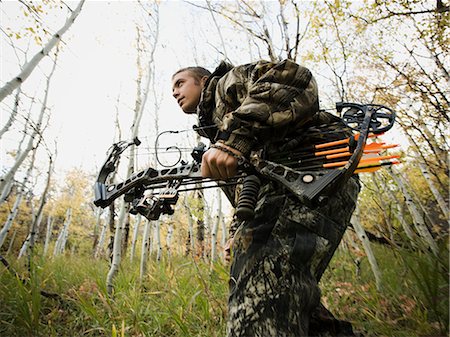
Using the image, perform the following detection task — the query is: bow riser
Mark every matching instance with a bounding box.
[94,163,203,208]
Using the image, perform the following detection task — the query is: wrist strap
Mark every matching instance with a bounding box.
[209,144,248,165]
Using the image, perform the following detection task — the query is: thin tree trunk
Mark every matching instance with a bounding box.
[384,183,416,242]
[184,196,195,256]
[372,174,395,242]
[0,46,58,200]
[139,219,151,281]
[6,229,17,255]
[0,188,25,250]
[92,208,102,252]
[0,0,85,102]
[0,86,21,139]
[155,220,162,262]
[53,208,72,256]
[43,216,53,256]
[417,160,449,221]
[166,223,174,260]
[29,156,53,251]
[106,198,127,294]
[351,207,382,290]
[130,214,142,263]
[0,144,36,250]
[94,213,108,259]
[388,167,439,255]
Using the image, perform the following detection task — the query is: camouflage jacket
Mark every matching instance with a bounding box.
[196,59,351,156]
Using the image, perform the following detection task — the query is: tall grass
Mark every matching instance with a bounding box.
[0,242,447,336]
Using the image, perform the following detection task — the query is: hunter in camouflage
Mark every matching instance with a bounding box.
[172,59,360,336]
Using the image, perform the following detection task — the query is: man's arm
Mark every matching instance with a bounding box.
[201,142,242,180]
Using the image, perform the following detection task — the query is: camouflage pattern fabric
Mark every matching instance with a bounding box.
[195,59,362,336]
[226,177,360,337]
[197,59,320,156]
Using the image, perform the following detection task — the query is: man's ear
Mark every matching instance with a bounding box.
[200,75,209,88]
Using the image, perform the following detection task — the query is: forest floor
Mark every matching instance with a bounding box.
[0,243,448,337]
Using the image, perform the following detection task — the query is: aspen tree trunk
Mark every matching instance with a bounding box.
[166,223,174,260]
[351,207,382,290]
[0,143,36,249]
[18,234,30,258]
[149,221,154,254]
[196,190,205,259]
[372,174,395,242]
[29,156,53,251]
[94,215,108,258]
[417,160,449,221]
[0,46,58,200]
[384,183,416,242]
[155,220,162,262]
[0,103,33,204]
[0,86,21,139]
[139,219,151,280]
[388,167,439,255]
[0,188,26,250]
[59,208,72,254]
[6,230,17,255]
[53,208,72,256]
[184,196,195,256]
[420,123,448,171]
[203,200,212,261]
[130,214,142,263]
[43,216,53,256]
[210,196,220,263]
[0,0,85,102]
[92,208,102,252]
[107,199,127,294]
[405,132,448,215]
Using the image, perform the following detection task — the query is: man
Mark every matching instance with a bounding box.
[172,60,360,337]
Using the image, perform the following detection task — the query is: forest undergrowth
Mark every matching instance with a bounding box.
[0,243,448,337]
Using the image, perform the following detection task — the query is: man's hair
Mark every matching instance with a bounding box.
[172,66,211,83]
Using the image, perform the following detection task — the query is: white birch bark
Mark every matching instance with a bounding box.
[417,160,449,221]
[6,229,17,255]
[384,183,416,242]
[0,0,85,102]
[388,167,439,255]
[211,189,222,262]
[351,207,382,290]
[53,208,72,256]
[0,188,26,250]
[372,174,394,241]
[130,214,142,263]
[106,198,127,294]
[92,207,102,253]
[184,196,195,254]
[29,156,53,251]
[166,223,174,260]
[0,143,36,249]
[43,216,54,256]
[139,219,151,281]
[155,220,162,262]
[0,45,58,201]
[0,86,21,139]
[59,208,72,254]
[94,213,108,259]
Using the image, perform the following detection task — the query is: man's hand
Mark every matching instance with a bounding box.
[201,143,242,180]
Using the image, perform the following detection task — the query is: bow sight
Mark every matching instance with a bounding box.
[93,102,397,222]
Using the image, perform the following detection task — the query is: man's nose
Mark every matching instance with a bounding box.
[172,89,179,99]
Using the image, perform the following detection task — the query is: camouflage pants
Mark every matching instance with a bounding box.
[227,177,360,337]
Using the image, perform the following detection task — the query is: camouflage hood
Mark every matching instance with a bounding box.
[197,59,323,156]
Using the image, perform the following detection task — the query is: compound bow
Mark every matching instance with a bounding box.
[93,102,397,221]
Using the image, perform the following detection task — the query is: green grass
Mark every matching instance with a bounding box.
[0,243,448,337]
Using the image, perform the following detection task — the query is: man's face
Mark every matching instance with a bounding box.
[172,71,204,114]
